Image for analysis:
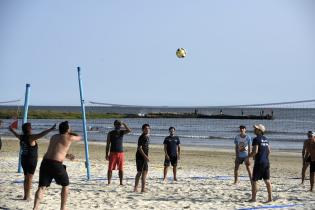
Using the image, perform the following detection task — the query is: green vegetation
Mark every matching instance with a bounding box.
[0,109,131,119]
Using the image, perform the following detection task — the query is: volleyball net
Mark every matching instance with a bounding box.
[85,99,315,148]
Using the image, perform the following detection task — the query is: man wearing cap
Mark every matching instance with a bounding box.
[105,120,131,185]
[301,131,313,184]
[304,131,315,191]
[246,124,272,202]
[234,125,252,184]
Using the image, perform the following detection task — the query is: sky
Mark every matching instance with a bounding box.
[1,0,315,106]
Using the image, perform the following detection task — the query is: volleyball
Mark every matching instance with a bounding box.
[176,48,186,58]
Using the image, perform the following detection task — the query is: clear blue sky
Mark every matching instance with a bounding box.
[1,0,315,106]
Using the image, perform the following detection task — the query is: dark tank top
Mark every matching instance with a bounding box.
[108,130,124,152]
[20,135,38,157]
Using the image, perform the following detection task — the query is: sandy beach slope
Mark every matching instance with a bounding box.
[0,138,314,210]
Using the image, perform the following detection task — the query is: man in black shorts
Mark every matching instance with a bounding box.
[246,124,272,202]
[301,131,313,184]
[33,121,81,210]
[163,127,180,181]
[134,124,150,193]
[305,131,315,191]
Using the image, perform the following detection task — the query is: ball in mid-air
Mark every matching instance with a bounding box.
[176,48,186,58]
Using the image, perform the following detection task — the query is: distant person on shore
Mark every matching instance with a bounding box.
[105,120,131,185]
[0,120,3,151]
[234,125,252,184]
[246,124,272,202]
[304,131,315,192]
[33,121,81,210]
[134,124,150,193]
[163,127,181,181]
[9,122,56,201]
[301,131,313,184]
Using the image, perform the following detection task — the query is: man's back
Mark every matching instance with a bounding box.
[253,135,269,166]
[45,134,75,162]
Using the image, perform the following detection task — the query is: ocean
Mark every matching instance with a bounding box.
[1,106,315,150]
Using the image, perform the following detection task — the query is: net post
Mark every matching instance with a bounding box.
[77,67,91,180]
[18,83,31,173]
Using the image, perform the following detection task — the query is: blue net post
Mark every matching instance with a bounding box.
[18,83,31,173]
[77,67,91,180]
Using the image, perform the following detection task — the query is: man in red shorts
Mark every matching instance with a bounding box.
[105,120,131,185]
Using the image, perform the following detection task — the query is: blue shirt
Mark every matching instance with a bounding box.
[252,135,270,166]
[234,134,251,158]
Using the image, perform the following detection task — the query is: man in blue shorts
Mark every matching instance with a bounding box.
[163,127,181,181]
[234,125,252,184]
[246,124,272,202]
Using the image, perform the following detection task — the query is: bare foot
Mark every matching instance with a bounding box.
[133,187,138,192]
[23,196,31,202]
[141,188,147,193]
[247,199,256,202]
[174,178,177,181]
[264,199,273,203]
[233,180,239,185]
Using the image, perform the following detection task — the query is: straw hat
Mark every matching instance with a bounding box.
[253,124,266,132]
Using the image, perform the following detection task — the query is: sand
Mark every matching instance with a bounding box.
[0,138,315,210]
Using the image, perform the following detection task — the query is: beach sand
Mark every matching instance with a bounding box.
[0,138,314,210]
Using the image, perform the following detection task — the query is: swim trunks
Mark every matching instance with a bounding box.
[252,164,270,181]
[108,152,124,171]
[136,158,148,172]
[164,156,178,167]
[38,159,69,187]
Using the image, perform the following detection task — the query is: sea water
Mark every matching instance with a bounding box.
[1,106,314,150]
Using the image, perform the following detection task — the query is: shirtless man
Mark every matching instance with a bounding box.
[33,121,81,210]
[304,131,315,192]
[301,131,313,184]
